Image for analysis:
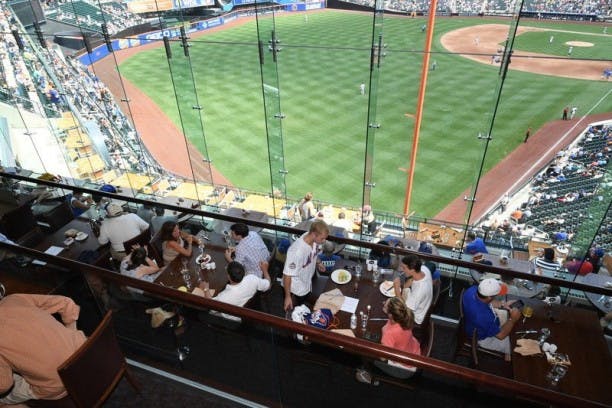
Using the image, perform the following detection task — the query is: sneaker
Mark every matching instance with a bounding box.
[355,369,372,384]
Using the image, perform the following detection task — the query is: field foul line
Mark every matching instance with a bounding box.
[483,87,612,216]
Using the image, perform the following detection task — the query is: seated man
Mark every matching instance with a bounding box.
[96,203,149,261]
[464,231,488,255]
[393,254,433,332]
[317,240,341,274]
[462,278,520,361]
[199,261,271,322]
[224,223,270,278]
[0,293,86,405]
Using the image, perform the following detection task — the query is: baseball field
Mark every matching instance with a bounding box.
[114,10,612,217]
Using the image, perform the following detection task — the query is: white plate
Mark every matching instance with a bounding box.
[331,269,351,285]
[379,280,395,297]
[74,232,88,241]
[196,254,211,265]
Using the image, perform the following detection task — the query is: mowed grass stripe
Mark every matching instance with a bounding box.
[119,12,611,216]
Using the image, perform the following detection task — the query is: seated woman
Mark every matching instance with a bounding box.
[356,297,421,384]
[160,221,197,264]
[119,246,161,295]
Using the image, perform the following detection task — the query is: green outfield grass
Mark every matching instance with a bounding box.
[119,11,612,217]
[513,31,612,59]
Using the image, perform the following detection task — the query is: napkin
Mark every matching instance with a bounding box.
[514,338,541,356]
[145,307,176,328]
[314,288,345,315]
[191,287,215,297]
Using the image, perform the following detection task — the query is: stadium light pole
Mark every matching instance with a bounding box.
[403,0,438,216]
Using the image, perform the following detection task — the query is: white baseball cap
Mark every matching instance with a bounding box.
[478,278,507,297]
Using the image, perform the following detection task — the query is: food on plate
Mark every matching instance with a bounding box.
[336,270,350,283]
[64,229,78,238]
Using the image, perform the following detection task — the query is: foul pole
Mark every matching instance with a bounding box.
[403,0,439,215]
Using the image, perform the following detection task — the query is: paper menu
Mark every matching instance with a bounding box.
[32,246,64,266]
[340,296,359,314]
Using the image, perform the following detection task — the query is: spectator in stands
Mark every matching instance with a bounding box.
[198,260,271,322]
[119,246,161,295]
[332,210,354,233]
[356,205,377,234]
[393,254,432,329]
[464,231,488,255]
[224,223,270,278]
[150,207,177,236]
[0,293,86,405]
[160,221,199,264]
[510,208,524,223]
[533,248,559,275]
[297,192,316,220]
[564,256,593,276]
[96,203,149,261]
[356,297,421,385]
[462,279,520,361]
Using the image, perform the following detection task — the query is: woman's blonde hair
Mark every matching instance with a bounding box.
[387,297,414,330]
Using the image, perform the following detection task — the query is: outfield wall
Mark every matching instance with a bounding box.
[77,2,326,65]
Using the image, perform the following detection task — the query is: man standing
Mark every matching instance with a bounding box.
[224,223,270,278]
[562,106,568,120]
[570,106,577,120]
[0,294,86,405]
[523,126,531,143]
[360,82,366,95]
[462,279,520,361]
[283,220,329,311]
[199,261,271,322]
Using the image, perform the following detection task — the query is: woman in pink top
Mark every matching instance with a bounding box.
[356,297,421,384]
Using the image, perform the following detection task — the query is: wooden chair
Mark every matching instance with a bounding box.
[431,278,442,308]
[455,289,509,366]
[122,227,151,254]
[57,311,140,408]
[148,229,164,267]
[371,319,434,388]
[471,328,512,376]
[37,201,75,232]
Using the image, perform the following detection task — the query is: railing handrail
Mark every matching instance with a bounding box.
[0,241,608,408]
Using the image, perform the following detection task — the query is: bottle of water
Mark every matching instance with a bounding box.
[350,313,357,330]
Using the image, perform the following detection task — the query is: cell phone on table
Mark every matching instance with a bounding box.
[510,300,524,309]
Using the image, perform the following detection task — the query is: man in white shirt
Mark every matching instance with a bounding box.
[283,220,329,312]
[331,211,354,234]
[224,223,269,278]
[393,254,433,326]
[96,203,149,260]
[200,261,271,322]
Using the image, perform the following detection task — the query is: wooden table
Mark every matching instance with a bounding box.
[470,253,542,298]
[155,241,229,295]
[577,273,612,314]
[512,300,612,405]
[416,222,463,247]
[311,259,394,340]
[214,207,269,234]
[33,218,108,265]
